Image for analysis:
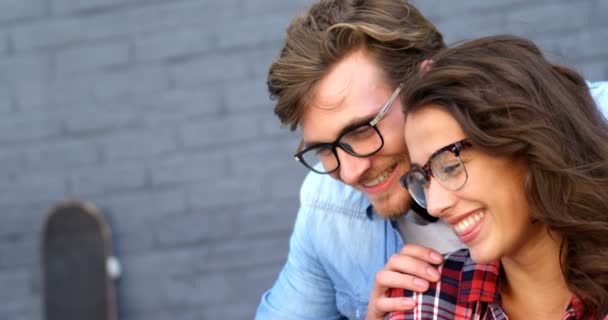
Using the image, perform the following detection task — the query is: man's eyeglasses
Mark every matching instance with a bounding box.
[400,139,472,208]
[294,87,402,174]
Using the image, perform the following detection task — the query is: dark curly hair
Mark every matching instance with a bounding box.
[401,35,608,318]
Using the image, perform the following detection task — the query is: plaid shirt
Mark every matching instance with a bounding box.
[388,249,607,320]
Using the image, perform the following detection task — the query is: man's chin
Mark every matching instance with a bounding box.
[369,192,412,219]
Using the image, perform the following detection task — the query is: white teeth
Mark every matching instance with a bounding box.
[363,168,392,187]
[453,211,485,233]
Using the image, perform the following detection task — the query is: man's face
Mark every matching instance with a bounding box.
[299,49,411,218]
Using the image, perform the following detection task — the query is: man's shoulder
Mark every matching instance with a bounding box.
[299,170,370,213]
[442,249,499,274]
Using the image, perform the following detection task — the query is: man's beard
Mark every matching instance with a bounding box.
[370,188,413,219]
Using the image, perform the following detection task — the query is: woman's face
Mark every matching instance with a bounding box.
[404,105,544,263]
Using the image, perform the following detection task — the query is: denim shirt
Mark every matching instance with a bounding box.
[255,82,608,320]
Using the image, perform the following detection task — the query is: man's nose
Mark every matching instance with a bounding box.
[336,148,372,186]
[425,178,456,218]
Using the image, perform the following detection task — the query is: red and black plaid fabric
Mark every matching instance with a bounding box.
[388,249,607,320]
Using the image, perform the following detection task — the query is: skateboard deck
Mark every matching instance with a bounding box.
[43,201,119,320]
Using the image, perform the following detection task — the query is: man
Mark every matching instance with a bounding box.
[255,1,608,319]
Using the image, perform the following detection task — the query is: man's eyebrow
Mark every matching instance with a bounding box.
[339,115,375,136]
[303,115,375,148]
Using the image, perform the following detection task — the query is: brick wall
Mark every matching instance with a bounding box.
[0,0,605,319]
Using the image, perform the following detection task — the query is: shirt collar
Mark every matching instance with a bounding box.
[456,257,501,305]
[564,295,585,320]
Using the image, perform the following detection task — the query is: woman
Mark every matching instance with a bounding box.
[389,35,608,319]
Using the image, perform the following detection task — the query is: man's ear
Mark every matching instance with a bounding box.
[419,59,434,74]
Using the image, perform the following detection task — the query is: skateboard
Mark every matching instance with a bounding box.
[42,201,120,320]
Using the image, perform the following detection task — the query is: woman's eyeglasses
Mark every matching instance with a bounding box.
[400,139,472,208]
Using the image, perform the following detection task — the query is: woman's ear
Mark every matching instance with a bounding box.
[420,59,434,74]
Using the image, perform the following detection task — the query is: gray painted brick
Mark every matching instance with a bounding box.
[0,0,45,23]
[0,308,38,320]
[0,87,14,113]
[595,0,608,27]
[412,0,531,19]
[0,150,24,174]
[577,60,608,82]
[227,197,299,237]
[117,251,201,312]
[505,2,593,36]
[0,31,9,55]
[14,81,50,112]
[51,0,127,15]
[13,2,208,52]
[235,139,307,201]
[133,88,222,127]
[115,244,288,311]
[241,0,313,17]
[250,47,283,78]
[100,188,188,225]
[187,176,266,209]
[147,309,206,320]
[0,236,36,269]
[166,272,246,306]
[224,79,272,112]
[0,270,32,310]
[228,138,298,177]
[0,54,51,109]
[121,249,200,283]
[270,170,307,199]
[203,237,290,273]
[0,174,68,207]
[0,203,46,237]
[165,251,288,305]
[435,13,507,44]
[99,128,178,161]
[154,210,234,246]
[134,26,214,63]
[580,29,608,58]
[532,32,582,65]
[51,66,169,107]
[216,15,292,50]
[91,66,170,102]
[259,111,299,138]
[22,138,100,172]
[15,2,222,51]
[534,29,608,64]
[61,105,139,134]
[0,114,62,144]
[200,303,257,320]
[13,16,108,51]
[171,52,250,88]
[178,114,260,149]
[54,40,131,76]
[46,73,94,107]
[97,188,189,252]
[127,0,241,32]
[148,151,228,186]
[112,228,157,255]
[68,161,147,196]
